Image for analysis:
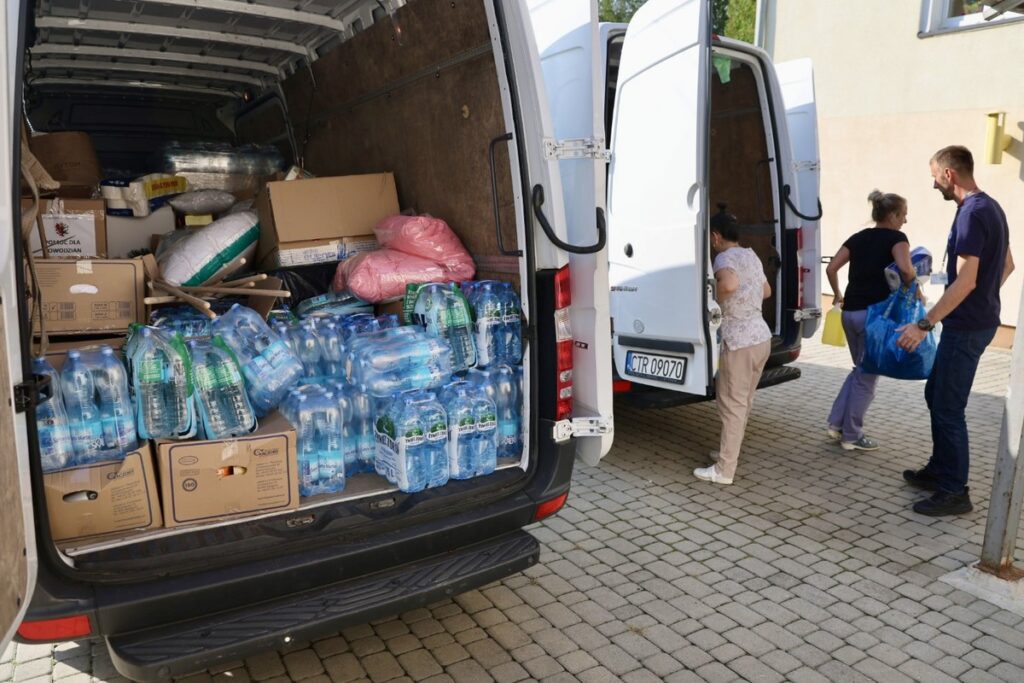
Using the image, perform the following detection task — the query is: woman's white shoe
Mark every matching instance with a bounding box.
[693,465,733,485]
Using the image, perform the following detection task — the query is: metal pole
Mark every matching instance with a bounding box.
[980,284,1024,577]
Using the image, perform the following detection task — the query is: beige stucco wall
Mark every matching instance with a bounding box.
[764,0,1024,327]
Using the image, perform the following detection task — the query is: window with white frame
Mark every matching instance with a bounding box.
[920,0,1024,35]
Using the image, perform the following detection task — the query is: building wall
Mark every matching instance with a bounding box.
[763,0,1024,327]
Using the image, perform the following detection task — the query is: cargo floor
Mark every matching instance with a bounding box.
[58,458,523,561]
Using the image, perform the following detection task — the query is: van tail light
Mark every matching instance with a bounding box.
[534,491,569,521]
[795,227,808,310]
[613,380,632,393]
[554,266,574,421]
[17,615,92,641]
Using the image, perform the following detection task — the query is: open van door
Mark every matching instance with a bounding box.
[1,0,38,653]
[607,0,717,397]
[528,0,614,465]
[775,58,823,338]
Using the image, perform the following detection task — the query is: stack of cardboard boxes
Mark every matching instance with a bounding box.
[25,130,404,547]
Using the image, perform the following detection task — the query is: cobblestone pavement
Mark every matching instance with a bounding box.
[5,339,1023,683]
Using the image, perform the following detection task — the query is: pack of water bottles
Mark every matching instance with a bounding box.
[124,326,198,440]
[188,339,258,440]
[461,280,522,368]
[211,303,304,415]
[373,390,450,493]
[149,306,213,340]
[345,326,454,397]
[281,385,346,497]
[34,347,138,472]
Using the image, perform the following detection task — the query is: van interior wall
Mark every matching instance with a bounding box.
[238,0,520,287]
[708,59,779,330]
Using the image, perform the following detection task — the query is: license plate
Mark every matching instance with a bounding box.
[624,351,687,384]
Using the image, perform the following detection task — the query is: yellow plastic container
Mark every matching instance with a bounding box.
[821,305,847,347]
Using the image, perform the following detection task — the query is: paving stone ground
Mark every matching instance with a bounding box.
[5,338,1024,683]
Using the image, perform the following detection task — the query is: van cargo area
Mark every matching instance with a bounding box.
[17,0,553,588]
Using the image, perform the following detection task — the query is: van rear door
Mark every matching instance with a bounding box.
[1,0,38,653]
[775,58,823,337]
[607,0,717,396]
[528,0,614,464]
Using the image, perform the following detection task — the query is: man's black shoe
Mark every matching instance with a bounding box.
[903,468,939,491]
[913,488,973,517]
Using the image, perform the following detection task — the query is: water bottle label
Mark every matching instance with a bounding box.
[263,340,295,370]
[477,417,497,432]
[427,424,447,442]
[456,420,476,436]
[138,359,163,383]
[404,431,425,448]
[503,314,520,323]
[195,366,218,391]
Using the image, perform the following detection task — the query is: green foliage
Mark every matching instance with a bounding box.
[598,0,746,41]
[723,0,756,43]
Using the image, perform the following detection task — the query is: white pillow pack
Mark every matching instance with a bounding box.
[158,211,260,286]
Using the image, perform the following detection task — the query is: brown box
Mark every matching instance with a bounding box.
[255,174,398,268]
[44,445,162,542]
[27,132,102,198]
[156,413,299,528]
[32,258,146,336]
[106,206,175,258]
[24,198,107,259]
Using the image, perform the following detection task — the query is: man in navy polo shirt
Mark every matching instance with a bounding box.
[897,145,1014,516]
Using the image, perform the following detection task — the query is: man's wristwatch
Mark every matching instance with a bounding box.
[916,318,935,331]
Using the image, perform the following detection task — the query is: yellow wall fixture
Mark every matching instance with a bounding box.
[985,111,1013,164]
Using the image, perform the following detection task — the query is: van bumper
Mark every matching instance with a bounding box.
[107,531,540,682]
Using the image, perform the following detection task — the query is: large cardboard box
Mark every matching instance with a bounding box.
[255,174,398,268]
[33,258,146,336]
[27,132,103,198]
[24,198,107,259]
[44,445,162,542]
[106,206,175,258]
[156,413,299,528]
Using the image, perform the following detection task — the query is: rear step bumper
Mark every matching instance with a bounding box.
[107,531,540,682]
[622,365,802,409]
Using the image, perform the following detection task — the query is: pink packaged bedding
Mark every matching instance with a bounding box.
[374,215,476,281]
[332,248,446,302]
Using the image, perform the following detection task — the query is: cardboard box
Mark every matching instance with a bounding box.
[270,235,378,269]
[255,174,398,268]
[33,258,146,336]
[156,413,299,528]
[106,206,175,258]
[44,446,162,542]
[27,132,102,198]
[24,198,107,259]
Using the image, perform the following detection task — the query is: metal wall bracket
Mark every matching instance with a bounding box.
[543,138,611,162]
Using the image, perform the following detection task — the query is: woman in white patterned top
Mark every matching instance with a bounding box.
[694,207,772,485]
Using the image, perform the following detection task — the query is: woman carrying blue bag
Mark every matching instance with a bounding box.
[825,190,917,451]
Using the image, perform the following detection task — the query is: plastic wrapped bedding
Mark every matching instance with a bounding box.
[161,142,284,176]
[168,190,237,215]
[375,215,476,281]
[158,211,260,286]
[332,249,446,302]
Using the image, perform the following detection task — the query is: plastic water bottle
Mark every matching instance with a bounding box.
[499,282,523,365]
[212,304,303,415]
[466,368,505,471]
[318,321,345,379]
[315,390,346,494]
[294,394,319,496]
[352,384,376,473]
[472,386,498,476]
[294,322,325,385]
[33,357,74,472]
[189,341,256,440]
[375,393,428,493]
[494,365,520,459]
[95,346,138,454]
[413,284,477,372]
[473,282,504,368]
[443,384,477,480]
[414,391,449,488]
[131,327,194,440]
[60,350,105,464]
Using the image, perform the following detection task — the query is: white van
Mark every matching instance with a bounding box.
[1,1,614,679]
[541,0,823,407]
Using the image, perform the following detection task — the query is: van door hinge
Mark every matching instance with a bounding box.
[793,160,820,172]
[793,307,823,322]
[553,416,614,442]
[543,138,611,162]
[13,379,43,413]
